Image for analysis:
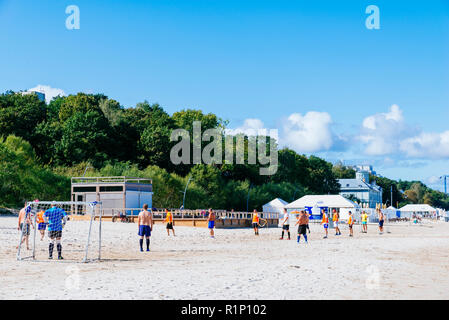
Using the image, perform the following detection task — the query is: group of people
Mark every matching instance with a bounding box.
[18,202,388,257]
[17,202,68,260]
[136,207,217,252]
[279,207,386,242]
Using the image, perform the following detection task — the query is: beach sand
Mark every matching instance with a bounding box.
[1,216,448,300]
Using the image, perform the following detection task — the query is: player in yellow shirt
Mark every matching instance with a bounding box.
[361,211,369,233]
[165,209,175,236]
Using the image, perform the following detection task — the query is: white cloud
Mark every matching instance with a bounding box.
[280,111,334,153]
[359,104,409,156]
[28,85,66,104]
[225,118,267,136]
[400,131,449,158]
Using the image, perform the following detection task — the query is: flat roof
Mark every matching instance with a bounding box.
[71,176,152,185]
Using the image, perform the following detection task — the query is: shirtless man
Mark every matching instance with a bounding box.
[17,205,33,250]
[138,204,153,252]
[207,208,215,238]
[295,210,309,244]
[377,209,385,235]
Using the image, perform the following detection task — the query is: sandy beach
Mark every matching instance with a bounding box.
[1,216,448,300]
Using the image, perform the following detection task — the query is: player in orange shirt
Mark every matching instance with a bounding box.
[321,209,329,239]
[252,210,260,236]
[165,209,175,236]
[347,211,354,237]
[36,210,47,240]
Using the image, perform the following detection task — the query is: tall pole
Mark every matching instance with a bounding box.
[182,175,193,209]
[247,183,253,213]
[391,185,393,208]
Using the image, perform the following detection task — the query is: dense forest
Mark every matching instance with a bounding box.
[1,91,448,210]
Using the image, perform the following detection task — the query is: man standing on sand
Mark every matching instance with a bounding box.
[295,210,309,244]
[378,209,385,235]
[36,210,47,241]
[207,208,215,238]
[252,209,260,236]
[348,211,354,237]
[138,204,153,252]
[165,209,175,236]
[17,204,33,250]
[321,209,329,239]
[361,211,369,233]
[279,208,290,240]
[44,202,68,260]
[332,209,341,236]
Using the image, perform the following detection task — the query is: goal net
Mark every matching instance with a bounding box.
[16,201,103,263]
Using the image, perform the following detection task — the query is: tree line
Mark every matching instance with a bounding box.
[1,90,448,210]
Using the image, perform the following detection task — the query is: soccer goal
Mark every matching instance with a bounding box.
[16,201,103,263]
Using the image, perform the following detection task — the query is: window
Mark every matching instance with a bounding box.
[100,186,123,192]
[73,186,96,192]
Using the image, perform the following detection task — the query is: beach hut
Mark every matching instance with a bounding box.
[262,198,288,226]
[399,204,437,219]
[286,195,360,222]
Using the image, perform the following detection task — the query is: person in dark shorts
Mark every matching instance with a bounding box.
[252,210,260,236]
[44,202,68,260]
[165,209,175,236]
[138,204,153,252]
[279,208,290,240]
[295,210,309,244]
[17,205,33,250]
[378,209,385,235]
[207,208,216,238]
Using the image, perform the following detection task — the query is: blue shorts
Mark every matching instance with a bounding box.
[208,221,215,229]
[323,223,328,229]
[138,225,151,237]
[38,223,47,230]
[362,221,367,225]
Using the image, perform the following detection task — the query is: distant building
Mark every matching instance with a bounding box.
[71,176,153,215]
[21,90,46,102]
[339,171,382,208]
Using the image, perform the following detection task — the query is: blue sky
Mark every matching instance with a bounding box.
[1,0,449,190]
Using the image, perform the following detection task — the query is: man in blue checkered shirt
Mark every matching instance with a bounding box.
[44,202,68,260]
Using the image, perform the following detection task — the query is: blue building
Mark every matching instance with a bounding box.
[339,171,382,208]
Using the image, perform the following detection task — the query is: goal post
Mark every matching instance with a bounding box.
[16,201,103,263]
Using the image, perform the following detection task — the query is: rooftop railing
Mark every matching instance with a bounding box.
[71,176,152,185]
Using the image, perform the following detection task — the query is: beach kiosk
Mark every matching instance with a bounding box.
[71,176,153,216]
[285,195,361,225]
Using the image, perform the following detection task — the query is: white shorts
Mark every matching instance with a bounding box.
[334,221,339,227]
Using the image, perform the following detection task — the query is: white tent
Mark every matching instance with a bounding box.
[262,198,288,226]
[385,206,400,220]
[286,195,359,210]
[262,198,288,213]
[286,195,360,221]
[400,204,437,218]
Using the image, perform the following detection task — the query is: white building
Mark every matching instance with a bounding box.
[339,171,382,209]
[21,90,46,102]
